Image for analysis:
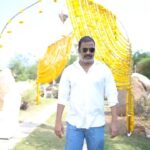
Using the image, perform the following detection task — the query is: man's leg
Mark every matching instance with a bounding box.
[85,126,104,150]
[65,123,84,150]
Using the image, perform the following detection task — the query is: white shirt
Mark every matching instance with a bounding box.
[58,60,118,129]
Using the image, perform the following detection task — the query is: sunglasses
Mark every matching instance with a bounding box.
[81,47,95,53]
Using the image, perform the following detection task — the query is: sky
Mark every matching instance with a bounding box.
[0,0,150,67]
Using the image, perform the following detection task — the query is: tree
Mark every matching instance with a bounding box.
[8,54,37,81]
[9,59,27,81]
[132,51,150,73]
[136,57,150,79]
[68,54,77,65]
[132,51,150,66]
[26,64,37,80]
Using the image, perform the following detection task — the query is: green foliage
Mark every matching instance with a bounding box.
[136,57,150,78]
[132,51,150,66]
[68,54,77,65]
[26,64,37,80]
[9,60,27,81]
[8,54,37,81]
[21,81,36,105]
[21,88,36,105]
[132,51,150,77]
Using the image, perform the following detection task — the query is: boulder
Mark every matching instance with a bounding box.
[117,73,150,116]
[117,90,127,116]
[132,73,150,92]
[132,73,150,101]
[132,73,150,115]
[0,68,15,110]
[0,68,21,139]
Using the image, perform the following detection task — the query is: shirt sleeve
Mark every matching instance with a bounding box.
[104,66,118,107]
[57,68,70,105]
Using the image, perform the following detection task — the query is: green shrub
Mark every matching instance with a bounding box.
[20,81,37,110]
[137,57,150,79]
[21,88,36,105]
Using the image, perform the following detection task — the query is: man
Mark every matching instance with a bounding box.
[55,36,118,150]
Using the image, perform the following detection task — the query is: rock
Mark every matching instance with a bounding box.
[132,73,150,101]
[132,76,146,101]
[132,73,150,92]
[145,127,150,138]
[134,125,145,135]
[0,68,21,138]
[117,90,127,116]
[117,73,150,116]
[0,100,3,111]
[20,101,29,110]
[0,69,15,110]
[132,73,150,115]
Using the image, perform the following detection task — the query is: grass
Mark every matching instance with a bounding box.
[105,134,150,150]
[14,112,150,150]
[14,113,65,150]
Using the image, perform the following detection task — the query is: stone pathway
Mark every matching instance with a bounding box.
[0,103,57,150]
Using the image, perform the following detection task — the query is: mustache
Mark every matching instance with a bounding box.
[84,54,93,58]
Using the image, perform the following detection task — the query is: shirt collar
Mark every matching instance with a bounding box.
[73,59,100,68]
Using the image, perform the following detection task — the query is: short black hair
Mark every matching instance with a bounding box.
[78,36,95,50]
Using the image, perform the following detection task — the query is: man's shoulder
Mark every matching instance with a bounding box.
[95,60,107,67]
[63,61,77,72]
[95,60,111,71]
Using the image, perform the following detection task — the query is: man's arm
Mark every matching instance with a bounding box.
[54,104,65,138]
[110,105,118,138]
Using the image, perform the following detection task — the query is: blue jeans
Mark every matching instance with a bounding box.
[65,123,104,150]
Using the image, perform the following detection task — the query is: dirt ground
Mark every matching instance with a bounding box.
[105,108,150,138]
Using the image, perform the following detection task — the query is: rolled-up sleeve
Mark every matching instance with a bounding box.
[57,68,70,105]
[104,66,118,107]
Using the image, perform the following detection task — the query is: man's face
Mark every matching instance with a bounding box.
[79,41,95,64]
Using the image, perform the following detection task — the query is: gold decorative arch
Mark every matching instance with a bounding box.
[66,0,134,134]
[36,35,73,104]
[36,0,134,134]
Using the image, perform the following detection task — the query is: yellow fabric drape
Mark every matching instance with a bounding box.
[66,0,134,133]
[36,34,73,103]
[37,35,73,83]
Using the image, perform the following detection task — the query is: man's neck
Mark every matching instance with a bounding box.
[79,60,94,72]
[79,60,94,66]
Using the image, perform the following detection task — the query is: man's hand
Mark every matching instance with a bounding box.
[54,104,65,138]
[55,121,64,138]
[110,105,118,138]
[109,121,118,138]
